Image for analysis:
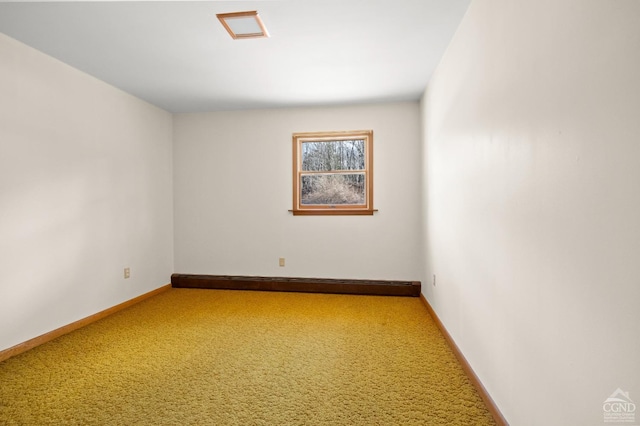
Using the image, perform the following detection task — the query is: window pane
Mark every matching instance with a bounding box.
[301,140,365,172]
[300,174,365,205]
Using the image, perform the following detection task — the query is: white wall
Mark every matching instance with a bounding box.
[420,0,640,425]
[0,34,174,352]
[174,103,422,281]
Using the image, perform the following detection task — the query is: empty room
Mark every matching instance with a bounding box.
[1,1,639,425]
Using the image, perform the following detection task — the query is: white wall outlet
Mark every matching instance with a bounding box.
[279,257,285,267]
[124,267,131,279]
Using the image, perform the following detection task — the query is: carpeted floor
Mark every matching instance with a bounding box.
[0,289,495,425]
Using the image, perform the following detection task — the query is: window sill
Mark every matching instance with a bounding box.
[289,209,377,216]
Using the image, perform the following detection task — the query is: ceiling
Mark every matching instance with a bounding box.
[0,0,471,113]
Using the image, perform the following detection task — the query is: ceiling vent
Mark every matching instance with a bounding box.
[216,11,269,40]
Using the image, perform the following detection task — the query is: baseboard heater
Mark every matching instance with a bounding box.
[171,274,421,297]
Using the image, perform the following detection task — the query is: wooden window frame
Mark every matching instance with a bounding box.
[292,130,374,216]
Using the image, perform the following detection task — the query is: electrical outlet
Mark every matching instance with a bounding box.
[432,274,436,287]
[124,267,131,279]
[279,258,285,267]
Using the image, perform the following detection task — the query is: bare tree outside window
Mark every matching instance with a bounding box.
[292,131,374,215]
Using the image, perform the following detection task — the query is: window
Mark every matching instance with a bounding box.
[292,130,374,215]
